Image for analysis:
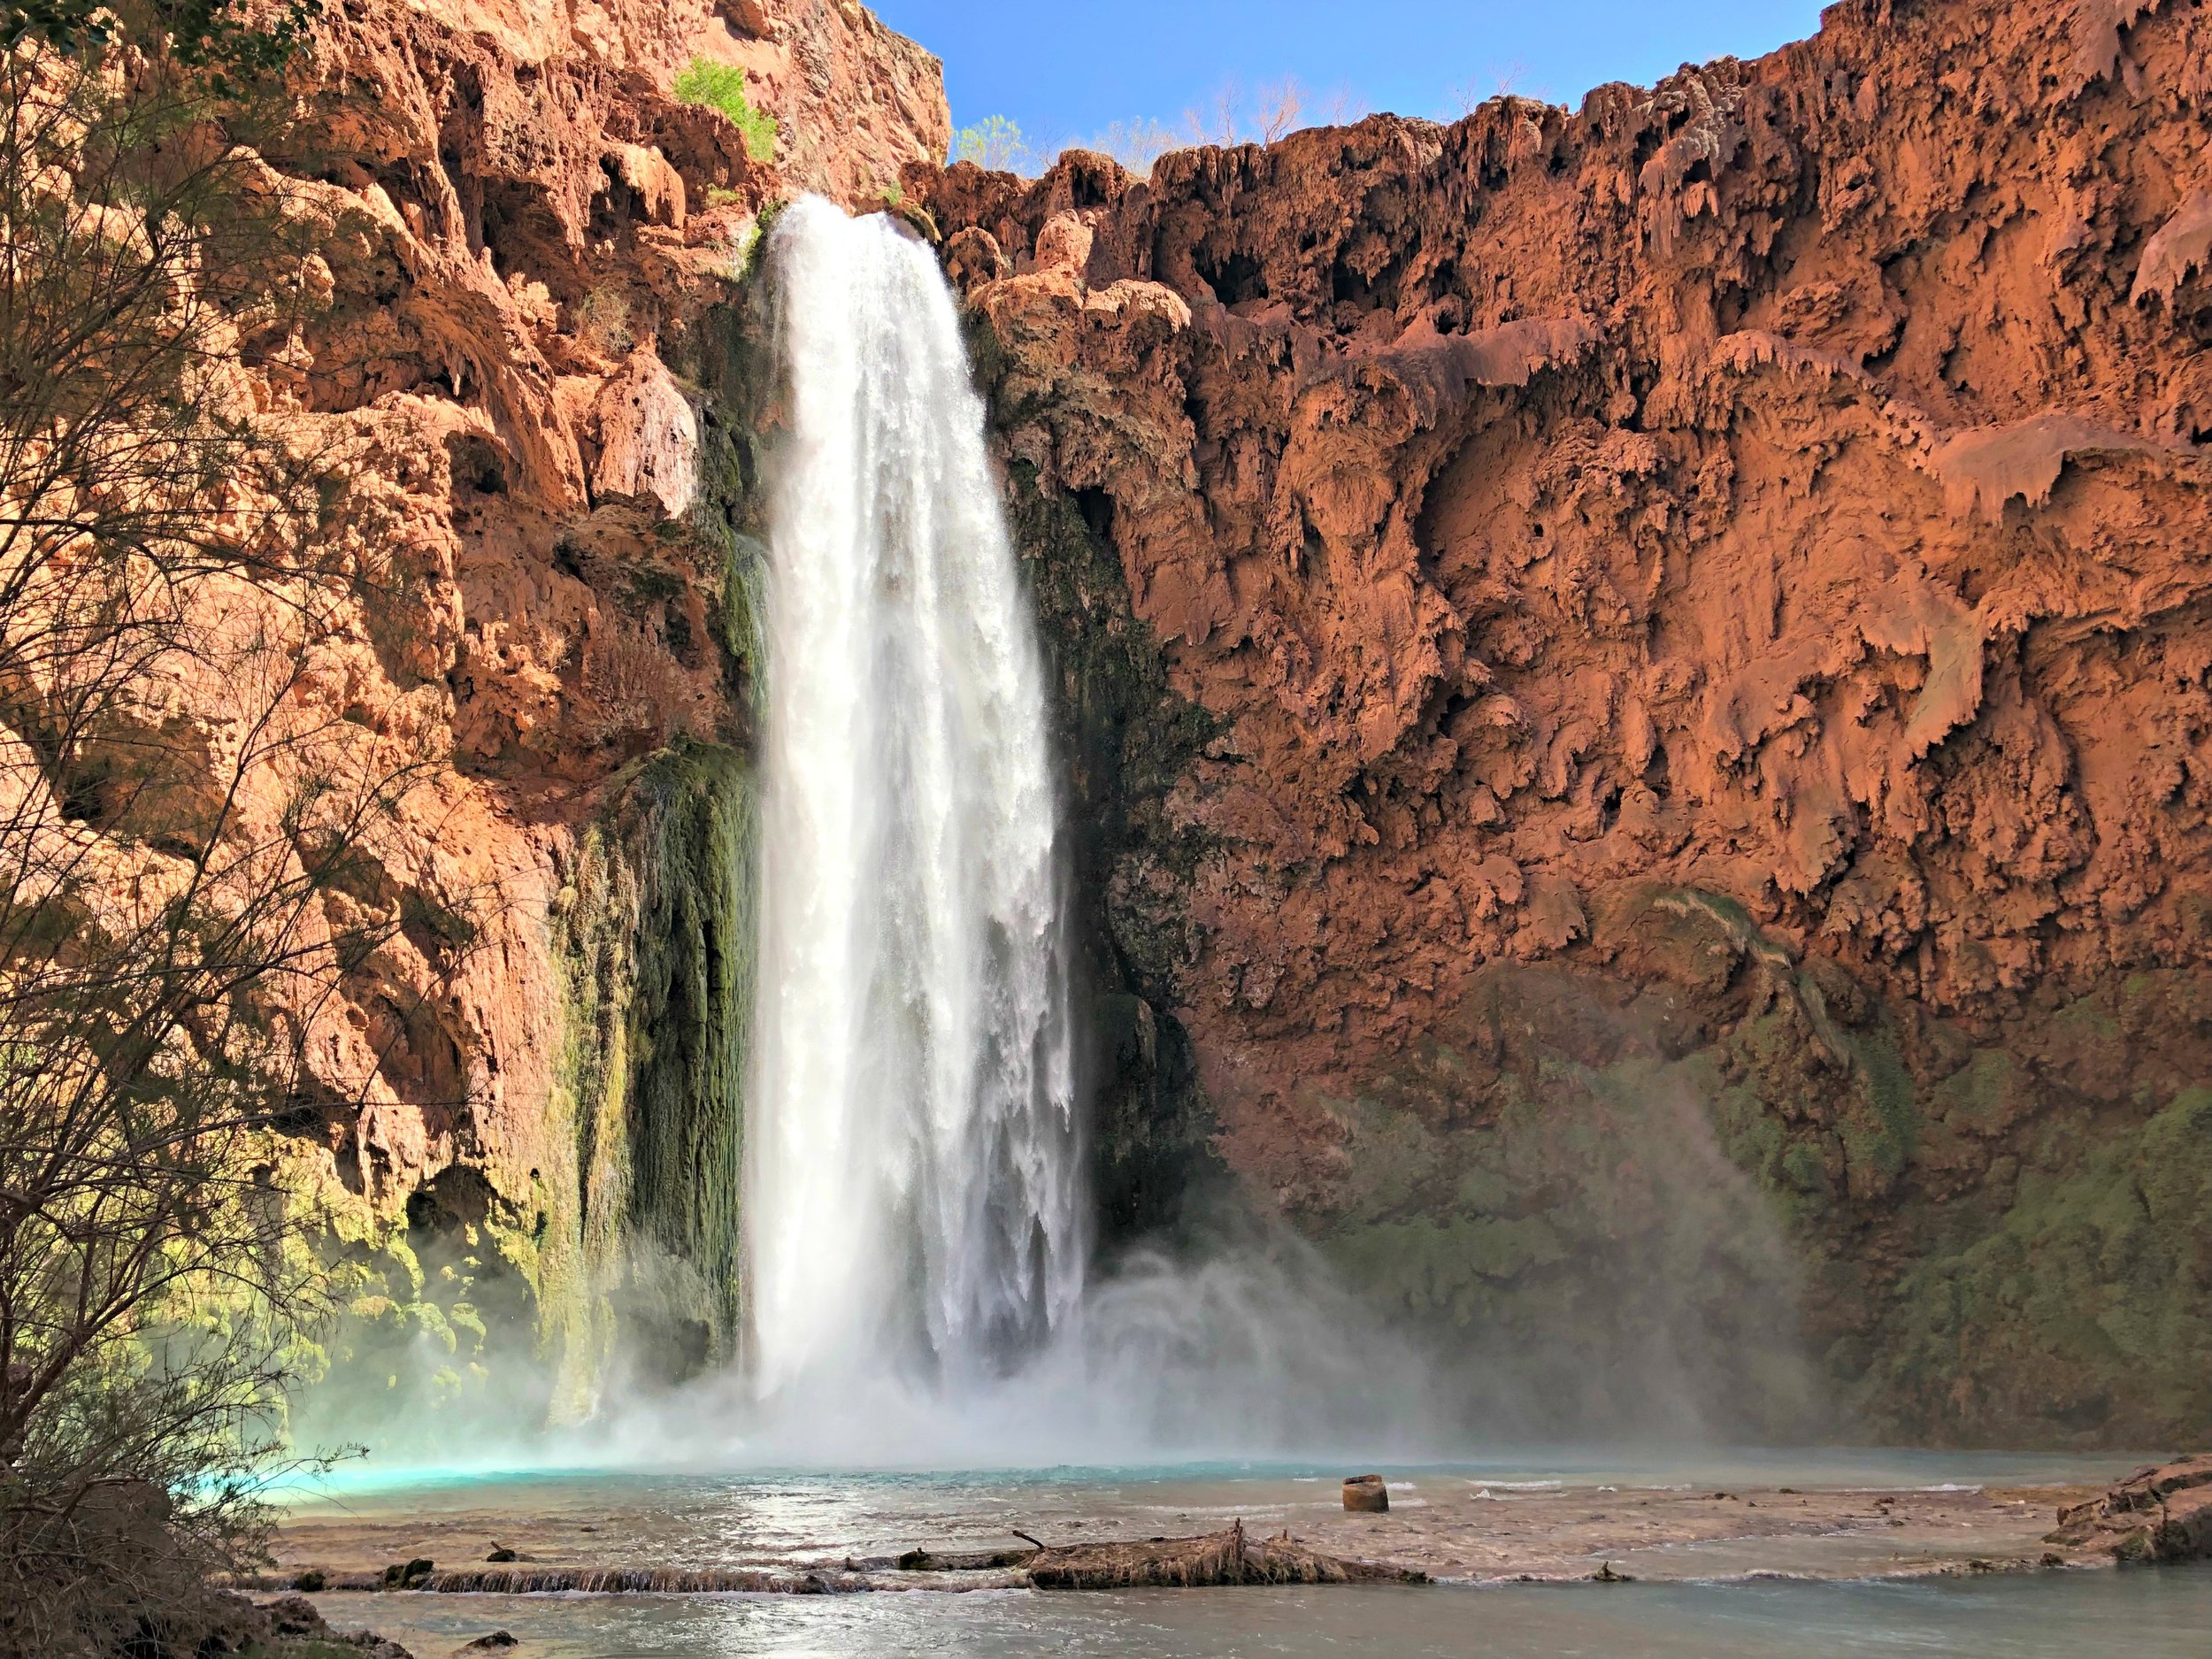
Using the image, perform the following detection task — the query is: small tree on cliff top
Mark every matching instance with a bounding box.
[0,10,467,1653]
[952,113,1038,175]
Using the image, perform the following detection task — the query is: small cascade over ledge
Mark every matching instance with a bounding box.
[743,196,1086,1400]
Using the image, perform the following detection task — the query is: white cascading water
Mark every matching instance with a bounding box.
[743,196,1084,1402]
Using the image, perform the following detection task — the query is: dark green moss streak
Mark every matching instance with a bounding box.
[608,740,756,1349]
[965,306,1230,1240]
[544,283,777,1375]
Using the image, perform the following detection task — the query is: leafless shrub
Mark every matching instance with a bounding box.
[581,615,688,750]
[1252,78,1305,145]
[574,284,635,359]
[1176,77,1356,150]
[1447,64,1553,119]
[0,15,480,1655]
[1080,118,1180,178]
[1183,80,1244,150]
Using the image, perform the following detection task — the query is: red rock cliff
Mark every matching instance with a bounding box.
[916,0,2212,1444]
[136,0,949,1428]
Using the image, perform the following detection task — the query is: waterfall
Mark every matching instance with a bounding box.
[743,196,1085,1401]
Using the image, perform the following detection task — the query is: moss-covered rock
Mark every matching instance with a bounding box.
[277,1136,555,1457]
[1867,1086,2212,1444]
[1311,967,1824,1440]
[1279,894,2212,1446]
[985,399,1228,1241]
[609,738,757,1351]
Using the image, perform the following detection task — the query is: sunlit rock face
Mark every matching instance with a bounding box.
[153,0,2212,1451]
[127,0,956,1437]
[918,0,2212,1447]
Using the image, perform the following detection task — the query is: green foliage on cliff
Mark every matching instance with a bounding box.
[1870,1086,2212,1443]
[952,114,1036,174]
[265,1121,559,1459]
[673,58,777,164]
[536,825,635,1415]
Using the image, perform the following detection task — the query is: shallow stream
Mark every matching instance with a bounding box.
[313,1565,2212,1659]
[279,1453,2208,1657]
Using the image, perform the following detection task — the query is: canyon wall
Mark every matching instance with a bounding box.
[113,0,2212,1450]
[178,0,945,1438]
[915,0,2212,1444]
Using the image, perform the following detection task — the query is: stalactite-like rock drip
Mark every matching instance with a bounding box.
[919,0,2212,1448]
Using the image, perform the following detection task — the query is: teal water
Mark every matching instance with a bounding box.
[276,1448,2144,1507]
[282,1455,2197,1655]
[316,1565,2212,1658]
[273,1451,2145,1577]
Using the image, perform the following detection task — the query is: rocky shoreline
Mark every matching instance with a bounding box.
[254,1460,2212,1606]
[206,1462,2212,1657]
[2047,1456,2212,1563]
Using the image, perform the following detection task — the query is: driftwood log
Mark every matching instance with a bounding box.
[892,1547,1033,1571]
[1023,1519,1427,1590]
[242,1522,1426,1596]
[2047,1455,2212,1563]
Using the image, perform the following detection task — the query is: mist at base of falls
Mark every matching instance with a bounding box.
[281,1242,1454,1476]
[595,1244,1454,1471]
[281,200,1821,1479]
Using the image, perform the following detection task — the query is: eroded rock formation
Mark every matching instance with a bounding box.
[917,0,2212,1443]
[88,0,2211,1449]
[2048,1455,2212,1561]
[154,0,947,1431]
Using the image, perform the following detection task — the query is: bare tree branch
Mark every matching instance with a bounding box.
[0,20,483,1654]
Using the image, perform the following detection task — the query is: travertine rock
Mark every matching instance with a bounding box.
[1342,1475,1390,1513]
[592,346,701,514]
[2048,1455,2212,1561]
[30,0,949,1422]
[920,0,2212,1443]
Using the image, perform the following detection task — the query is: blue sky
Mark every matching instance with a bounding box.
[870,1,1832,153]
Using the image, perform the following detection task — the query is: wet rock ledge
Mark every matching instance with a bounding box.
[1022,1520,1426,1589]
[2048,1457,2212,1563]
[244,1523,1424,1596]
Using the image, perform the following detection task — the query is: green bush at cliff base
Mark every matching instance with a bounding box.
[673,58,776,163]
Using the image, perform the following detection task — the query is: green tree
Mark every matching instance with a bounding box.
[953,113,1037,175]
[672,57,777,164]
